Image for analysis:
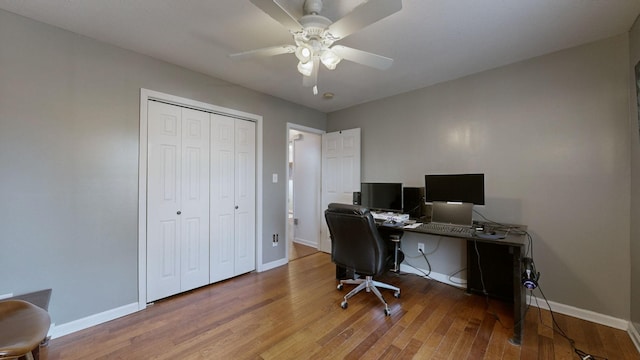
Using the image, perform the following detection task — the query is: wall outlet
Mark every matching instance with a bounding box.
[272,234,277,247]
[418,243,425,253]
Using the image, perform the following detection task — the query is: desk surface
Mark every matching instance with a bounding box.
[379,220,527,247]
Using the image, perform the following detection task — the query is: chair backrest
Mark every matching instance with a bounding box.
[324,203,386,276]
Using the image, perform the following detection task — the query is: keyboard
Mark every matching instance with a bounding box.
[417,223,474,237]
[371,211,409,223]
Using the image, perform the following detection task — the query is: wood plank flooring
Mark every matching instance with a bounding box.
[42,253,639,359]
[289,242,318,261]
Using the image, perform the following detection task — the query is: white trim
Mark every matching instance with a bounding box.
[293,238,318,248]
[526,294,629,330]
[50,302,139,339]
[138,88,264,306]
[398,264,466,289]
[260,258,288,272]
[629,322,640,354]
[285,123,325,263]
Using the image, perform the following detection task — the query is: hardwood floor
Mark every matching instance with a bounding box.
[289,241,318,260]
[43,253,639,359]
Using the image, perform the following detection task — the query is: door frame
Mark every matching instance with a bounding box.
[285,123,324,263]
[138,88,263,310]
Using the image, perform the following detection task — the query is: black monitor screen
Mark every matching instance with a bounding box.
[360,183,403,212]
[425,174,485,205]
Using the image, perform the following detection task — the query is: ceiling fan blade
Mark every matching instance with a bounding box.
[327,0,402,40]
[250,0,303,32]
[302,58,319,95]
[229,45,296,60]
[331,45,393,70]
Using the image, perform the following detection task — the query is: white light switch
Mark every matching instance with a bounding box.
[272,173,278,183]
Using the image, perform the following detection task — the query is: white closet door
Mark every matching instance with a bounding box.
[234,120,256,275]
[147,102,210,302]
[147,101,182,302]
[179,108,210,292]
[210,114,236,283]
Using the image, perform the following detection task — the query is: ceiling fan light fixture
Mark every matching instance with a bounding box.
[297,60,313,76]
[295,44,313,63]
[320,49,341,70]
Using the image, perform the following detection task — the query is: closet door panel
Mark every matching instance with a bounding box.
[180,109,210,291]
[210,115,236,282]
[234,120,256,275]
[147,101,182,302]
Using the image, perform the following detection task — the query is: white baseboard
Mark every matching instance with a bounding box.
[398,263,466,289]
[293,238,318,248]
[526,294,628,330]
[629,322,640,353]
[50,302,139,339]
[260,257,288,272]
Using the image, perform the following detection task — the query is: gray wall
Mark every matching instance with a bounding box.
[0,9,325,325]
[328,34,632,319]
[629,16,640,334]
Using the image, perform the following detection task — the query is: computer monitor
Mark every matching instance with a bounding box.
[424,173,485,205]
[360,182,403,213]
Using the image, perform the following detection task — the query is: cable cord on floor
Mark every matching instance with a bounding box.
[531,285,609,360]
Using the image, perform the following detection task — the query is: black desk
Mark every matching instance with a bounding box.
[402,222,527,345]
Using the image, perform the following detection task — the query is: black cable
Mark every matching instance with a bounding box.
[401,258,432,279]
[448,267,467,285]
[417,248,432,277]
[531,274,609,359]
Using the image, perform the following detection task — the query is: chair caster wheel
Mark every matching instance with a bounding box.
[341,301,348,309]
[337,284,344,291]
[394,291,400,298]
[384,308,391,316]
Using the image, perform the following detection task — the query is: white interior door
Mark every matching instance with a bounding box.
[210,114,236,283]
[179,108,210,292]
[234,119,256,275]
[147,102,181,301]
[147,102,210,302]
[210,115,256,282]
[320,128,361,253]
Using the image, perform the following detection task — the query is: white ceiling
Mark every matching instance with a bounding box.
[1,0,639,113]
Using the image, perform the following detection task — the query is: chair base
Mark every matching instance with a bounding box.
[337,276,400,316]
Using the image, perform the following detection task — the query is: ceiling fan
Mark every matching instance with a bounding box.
[230,0,402,95]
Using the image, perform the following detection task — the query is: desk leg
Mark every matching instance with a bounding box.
[509,245,526,345]
[390,234,401,273]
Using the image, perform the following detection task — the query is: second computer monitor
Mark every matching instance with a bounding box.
[425,173,485,205]
[360,182,403,213]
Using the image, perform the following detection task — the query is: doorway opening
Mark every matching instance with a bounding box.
[287,125,323,261]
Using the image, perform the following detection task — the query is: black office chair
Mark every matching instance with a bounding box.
[324,203,400,316]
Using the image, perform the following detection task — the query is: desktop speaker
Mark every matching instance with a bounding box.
[403,187,426,220]
[352,191,361,205]
[521,257,539,289]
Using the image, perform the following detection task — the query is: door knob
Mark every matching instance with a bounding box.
[177,210,182,215]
